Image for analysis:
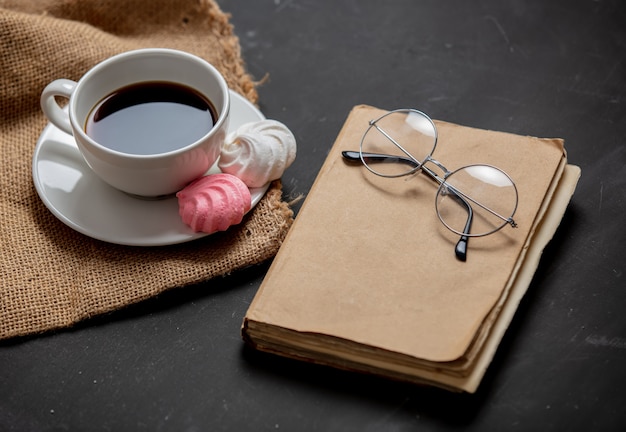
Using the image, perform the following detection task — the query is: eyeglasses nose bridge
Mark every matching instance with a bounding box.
[423,157,450,181]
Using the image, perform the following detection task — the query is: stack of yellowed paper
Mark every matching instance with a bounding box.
[242,105,580,393]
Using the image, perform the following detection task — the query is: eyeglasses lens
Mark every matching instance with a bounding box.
[436,165,518,237]
[360,110,437,177]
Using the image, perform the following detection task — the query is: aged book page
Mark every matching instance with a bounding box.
[243,105,579,392]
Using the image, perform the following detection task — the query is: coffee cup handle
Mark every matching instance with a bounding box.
[40,79,77,135]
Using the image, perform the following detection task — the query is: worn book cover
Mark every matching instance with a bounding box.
[242,105,580,392]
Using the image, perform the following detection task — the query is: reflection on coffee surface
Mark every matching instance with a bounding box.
[85,81,217,155]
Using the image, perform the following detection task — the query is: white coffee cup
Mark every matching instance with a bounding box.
[41,48,230,197]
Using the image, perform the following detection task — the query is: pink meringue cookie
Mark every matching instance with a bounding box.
[176,173,251,234]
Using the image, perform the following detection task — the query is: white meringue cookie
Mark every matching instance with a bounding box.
[218,120,296,188]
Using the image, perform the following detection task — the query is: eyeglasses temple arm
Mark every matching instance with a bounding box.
[455,222,471,262]
[341,150,420,168]
[446,184,473,262]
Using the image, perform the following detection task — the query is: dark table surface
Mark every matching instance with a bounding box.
[2,0,625,430]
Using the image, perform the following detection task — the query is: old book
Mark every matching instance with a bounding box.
[242,105,580,392]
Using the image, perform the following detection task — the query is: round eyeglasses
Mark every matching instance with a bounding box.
[341,109,518,262]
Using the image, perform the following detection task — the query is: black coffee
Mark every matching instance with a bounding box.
[85,81,217,155]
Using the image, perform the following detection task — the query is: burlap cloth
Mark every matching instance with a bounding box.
[0,0,294,340]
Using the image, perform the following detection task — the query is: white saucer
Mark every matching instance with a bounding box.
[32,90,268,246]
